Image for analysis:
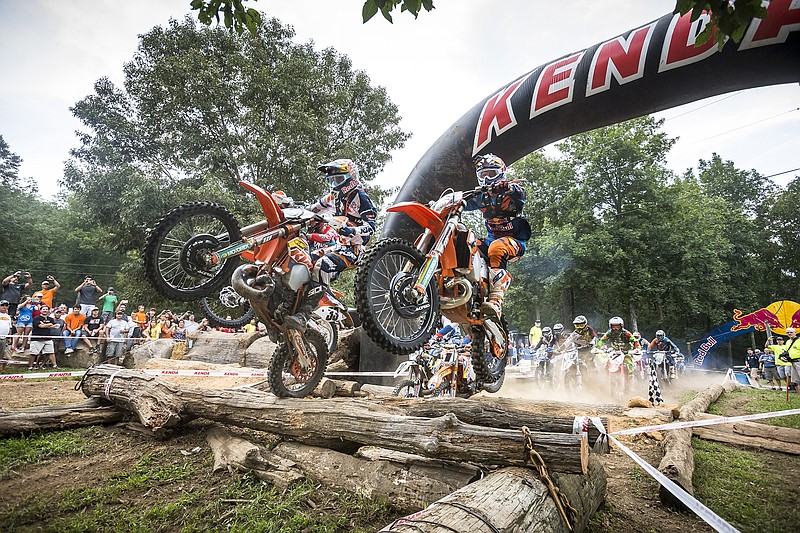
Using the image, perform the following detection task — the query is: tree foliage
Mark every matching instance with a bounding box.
[64,15,409,253]
[192,0,768,44]
[504,117,797,365]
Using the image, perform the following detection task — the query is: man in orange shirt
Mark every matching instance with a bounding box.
[38,276,61,309]
[62,305,88,354]
[127,305,148,350]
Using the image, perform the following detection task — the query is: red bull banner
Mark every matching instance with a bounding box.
[693,300,800,365]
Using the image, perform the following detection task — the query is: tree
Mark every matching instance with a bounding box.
[191,1,768,45]
[64,15,409,253]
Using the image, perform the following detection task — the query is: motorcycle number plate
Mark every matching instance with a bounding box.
[288,237,309,252]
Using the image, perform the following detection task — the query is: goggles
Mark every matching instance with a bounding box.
[477,168,502,180]
[326,173,348,188]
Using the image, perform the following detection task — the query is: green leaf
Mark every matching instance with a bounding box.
[362,0,379,23]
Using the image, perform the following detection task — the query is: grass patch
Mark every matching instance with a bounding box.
[1,447,398,532]
[708,388,800,429]
[0,426,99,478]
[693,438,799,532]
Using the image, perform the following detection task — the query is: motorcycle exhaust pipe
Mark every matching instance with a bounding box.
[231,264,274,300]
[440,279,472,310]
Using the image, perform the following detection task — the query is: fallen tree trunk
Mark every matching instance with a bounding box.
[381,396,609,449]
[657,380,737,509]
[696,412,800,445]
[206,426,304,489]
[692,425,800,455]
[330,379,361,396]
[0,397,124,437]
[382,455,606,533]
[273,442,480,513]
[79,365,589,473]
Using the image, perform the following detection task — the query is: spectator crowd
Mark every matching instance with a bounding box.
[1,271,261,371]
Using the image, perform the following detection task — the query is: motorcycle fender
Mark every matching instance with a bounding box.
[394,360,414,377]
[238,181,285,227]
[388,202,445,235]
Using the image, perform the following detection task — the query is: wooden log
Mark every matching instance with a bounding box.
[382,455,606,533]
[692,426,800,455]
[311,377,336,399]
[695,412,800,445]
[330,379,361,396]
[0,397,124,437]
[79,365,589,473]
[657,380,737,509]
[359,384,396,398]
[273,442,480,512]
[206,426,304,489]
[380,396,609,449]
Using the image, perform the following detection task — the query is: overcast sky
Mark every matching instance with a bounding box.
[0,0,797,201]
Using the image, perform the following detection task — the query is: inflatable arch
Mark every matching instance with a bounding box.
[693,300,800,366]
[384,0,800,237]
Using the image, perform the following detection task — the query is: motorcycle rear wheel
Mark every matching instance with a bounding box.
[355,238,440,355]
[144,202,242,301]
[268,329,328,398]
[471,321,508,394]
[199,285,255,328]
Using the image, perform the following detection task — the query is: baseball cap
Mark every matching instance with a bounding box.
[32,291,43,298]
[0,299,9,306]
[108,286,115,291]
[787,327,796,334]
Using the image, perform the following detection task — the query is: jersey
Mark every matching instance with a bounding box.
[597,328,640,351]
[467,183,531,243]
[311,185,377,249]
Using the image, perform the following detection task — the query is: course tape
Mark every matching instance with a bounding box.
[0,368,396,380]
[608,434,741,533]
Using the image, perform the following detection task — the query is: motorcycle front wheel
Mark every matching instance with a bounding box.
[268,329,328,398]
[199,285,255,329]
[393,378,421,398]
[355,238,440,355]
[144,202,242,301]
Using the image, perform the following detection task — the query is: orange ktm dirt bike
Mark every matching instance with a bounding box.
[143,181,342,397]
[355,186,508,393]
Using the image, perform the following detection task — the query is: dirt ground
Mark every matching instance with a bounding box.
[0,367,792,532]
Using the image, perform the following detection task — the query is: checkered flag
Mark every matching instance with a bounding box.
[648,359,664,406]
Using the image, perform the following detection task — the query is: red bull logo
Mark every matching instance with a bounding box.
[730,301,800,334]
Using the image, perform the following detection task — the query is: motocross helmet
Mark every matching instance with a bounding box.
[318,159,359,191]
[271,190,294,209]
[541,326,553,339]
[609,316,624,329]
[633,331,641,340]
[656,329,665,340]
[553,323,564,335]
[573,315,588,331]
[473,153,507,187]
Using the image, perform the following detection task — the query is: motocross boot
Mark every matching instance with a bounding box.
[481,268,511,346]
[283,281,325,333]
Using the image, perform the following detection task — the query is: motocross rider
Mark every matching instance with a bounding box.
[467,154,531,340]
[284,159,376,331]
[532,326,557,375]
[569,315,598,363]
[648,329,681,378]
[596,316,641,376]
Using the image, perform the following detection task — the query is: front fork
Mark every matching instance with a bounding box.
[287,329,312,371]
[413,208,462,294]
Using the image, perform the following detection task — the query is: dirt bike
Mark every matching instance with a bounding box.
[200,280,355,354]
[533,347,553,387]
[560,345,583,392]
[427,344,477,398]
[652,351,673,386]
[392,347,436,398]
[355,186,508,393]
[604,348,628,403]
[143,182,340,397]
